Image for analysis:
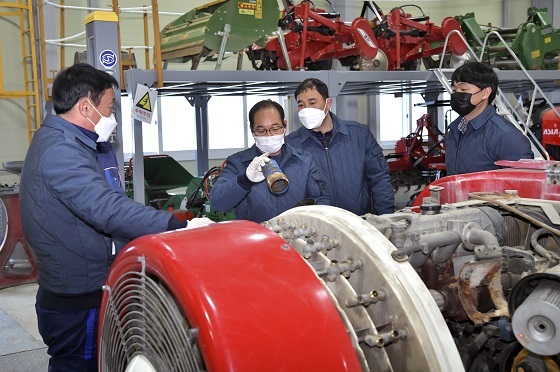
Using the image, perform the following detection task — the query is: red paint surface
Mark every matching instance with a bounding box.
[101,220,361,371]
[413,161,560,207]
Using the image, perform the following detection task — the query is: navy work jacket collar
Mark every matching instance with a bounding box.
[460,105,497,132]
[299,112,349,144]
[43,114,98,151]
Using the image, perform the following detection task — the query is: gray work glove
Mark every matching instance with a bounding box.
[246,152,270,183]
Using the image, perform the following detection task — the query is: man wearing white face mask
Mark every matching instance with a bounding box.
[286,78,394,215]
[19,63,191,372]
[210,99,330,222]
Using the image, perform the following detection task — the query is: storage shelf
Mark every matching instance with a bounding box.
[126,69,560,97]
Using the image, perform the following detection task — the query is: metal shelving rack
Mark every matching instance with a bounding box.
[127,69,559,97]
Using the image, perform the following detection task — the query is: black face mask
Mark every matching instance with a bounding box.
[450,89,483,117]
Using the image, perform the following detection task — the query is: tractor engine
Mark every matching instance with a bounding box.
[99,188,560,371]
[364,196,560,370]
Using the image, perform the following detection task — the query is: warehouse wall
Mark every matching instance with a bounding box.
[342,0,532,26]
[0,0,542,184]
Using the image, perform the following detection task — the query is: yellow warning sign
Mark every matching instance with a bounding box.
[132,84,156,123]
[136,92,151,111]
[238,2,256,10]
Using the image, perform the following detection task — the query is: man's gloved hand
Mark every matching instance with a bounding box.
[246,152,270,183]
[186,216,214,229]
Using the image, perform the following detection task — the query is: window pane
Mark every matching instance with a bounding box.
[161,96,197,151]
[442,92,459,133]
[379,95,405,142]
[208,96,245,149]
[411,94,427,124]
[121,95,159,155]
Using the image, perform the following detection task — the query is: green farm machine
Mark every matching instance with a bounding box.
[160,0,280,69]
[124,155,234,222]
[456,7,560,70]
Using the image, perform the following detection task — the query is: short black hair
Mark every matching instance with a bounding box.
[52,63,119,114]
[294,78,329,100]
[248,100,285,132]
[451,62,499,104]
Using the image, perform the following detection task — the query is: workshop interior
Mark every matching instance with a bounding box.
[2,0,560,371]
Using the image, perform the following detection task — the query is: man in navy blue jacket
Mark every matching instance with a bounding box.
[286,78,394,215]
[210,99,330,222]
[19,63,189,372]
[445,62,533,175]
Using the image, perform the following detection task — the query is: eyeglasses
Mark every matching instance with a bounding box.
[253,125,285,136]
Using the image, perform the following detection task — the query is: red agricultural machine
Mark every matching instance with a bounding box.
[385,114,446,192]
[249,0,378,70]
[252,0,468,71]
[357,1,468,71]
[529,100,560,160]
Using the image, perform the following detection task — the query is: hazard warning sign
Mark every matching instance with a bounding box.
[132,84,156,123]
[137,92,151,111]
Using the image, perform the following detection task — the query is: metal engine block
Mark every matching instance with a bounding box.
[264,192,560,371]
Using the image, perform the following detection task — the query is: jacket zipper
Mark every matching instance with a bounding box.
[324,146,338,206]
[455,130,464,174]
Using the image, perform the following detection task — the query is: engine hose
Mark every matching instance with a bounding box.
[461,332,489,371]
[469,193,560,262]
[185,166,220,210]
[530,228,560,263]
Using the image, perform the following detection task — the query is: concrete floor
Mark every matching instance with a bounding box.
[0,283,49,371]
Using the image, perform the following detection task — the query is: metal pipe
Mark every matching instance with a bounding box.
[274,27,292,70]
[487,46,509,53]
[392,230,462,267]
[430,289,446,311]
[462,225,500,250]
[530,228,560,263]
[215,23,231,71]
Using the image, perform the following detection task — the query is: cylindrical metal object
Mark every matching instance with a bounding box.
[262,159,289,195]
[512,280,560,356]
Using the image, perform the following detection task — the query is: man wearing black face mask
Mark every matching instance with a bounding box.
[445,62,533,175]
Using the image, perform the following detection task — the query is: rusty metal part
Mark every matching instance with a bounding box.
[458,260,509,326]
